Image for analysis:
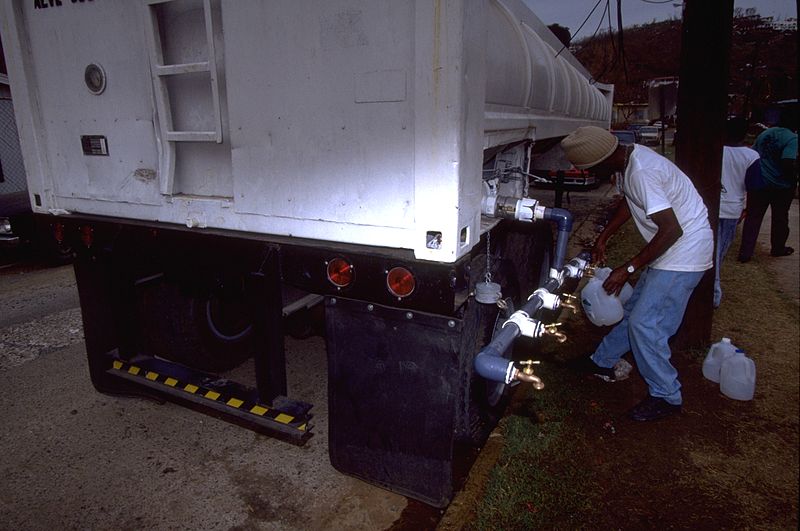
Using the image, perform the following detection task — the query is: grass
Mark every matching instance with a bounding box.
[456,211,799,530]
[468,363,598,529]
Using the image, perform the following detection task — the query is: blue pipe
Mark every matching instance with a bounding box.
[543,207,573,271]
[474,277,562,383]
[473,206,577,383]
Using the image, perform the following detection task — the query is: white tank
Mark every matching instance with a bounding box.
[1,0,611,263]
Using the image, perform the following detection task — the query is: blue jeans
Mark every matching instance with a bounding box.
[591,268,704,405]
[714,218,738,308]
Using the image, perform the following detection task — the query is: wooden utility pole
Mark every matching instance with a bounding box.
[672,0,734,350]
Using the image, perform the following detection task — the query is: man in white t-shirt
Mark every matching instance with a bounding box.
[561,126,713,422]
[716,119,760,307]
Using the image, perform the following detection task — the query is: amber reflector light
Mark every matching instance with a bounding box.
[327,258,353,287]
[386,267,415,298]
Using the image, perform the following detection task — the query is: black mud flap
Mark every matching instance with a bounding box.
[326,297,464,508]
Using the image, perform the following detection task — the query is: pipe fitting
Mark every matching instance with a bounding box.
[514,198,539,222]
[502,311,545,339]
[474,353,517,384]
[543,207,574,233]
[563,256,590,279]
[530,288,560,311]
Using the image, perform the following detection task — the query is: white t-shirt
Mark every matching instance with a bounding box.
[720,146,759,219]
[621,145,713,272]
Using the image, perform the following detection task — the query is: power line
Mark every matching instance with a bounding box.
[555,0,605,57]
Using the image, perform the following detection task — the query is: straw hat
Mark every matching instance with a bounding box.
[560,126,619,169]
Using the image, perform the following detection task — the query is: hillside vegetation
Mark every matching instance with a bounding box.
[571,11,797,113]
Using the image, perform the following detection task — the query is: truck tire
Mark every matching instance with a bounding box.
[460,223,552,446]
[136,276,255,373]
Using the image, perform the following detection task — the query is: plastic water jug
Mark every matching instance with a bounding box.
[702,337,737,383]
[720,349,756,401]
[580,267,633,326]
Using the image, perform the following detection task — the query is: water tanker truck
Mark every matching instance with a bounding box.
[0,0,611,506]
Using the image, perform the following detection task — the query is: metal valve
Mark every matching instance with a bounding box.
[583,265,598,278]
[544,322,567,343]
[516,360,544,390]
[560,293,578,314]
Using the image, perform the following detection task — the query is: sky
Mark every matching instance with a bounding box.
[524,0,797,40]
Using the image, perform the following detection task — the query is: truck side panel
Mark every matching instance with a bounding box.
[1,0,609,263]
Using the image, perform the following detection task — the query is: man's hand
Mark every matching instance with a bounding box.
[602,265,630,296]
[591,238,607,265]
[602,208,683,296]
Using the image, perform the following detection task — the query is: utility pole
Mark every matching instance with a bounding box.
[672,0,734,350]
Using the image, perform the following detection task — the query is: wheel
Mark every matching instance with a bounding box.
[136,274,255,373]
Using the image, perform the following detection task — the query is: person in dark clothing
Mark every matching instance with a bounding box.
[738,111,798,261]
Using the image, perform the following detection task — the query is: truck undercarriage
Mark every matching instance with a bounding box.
[61,212,556,506]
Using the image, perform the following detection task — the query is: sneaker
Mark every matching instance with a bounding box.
[610,359,633,382]
[628,395,681,422]
[569,356,618,381]
[770,246,795,257]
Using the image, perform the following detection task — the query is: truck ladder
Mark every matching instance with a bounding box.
[144,0,223,195]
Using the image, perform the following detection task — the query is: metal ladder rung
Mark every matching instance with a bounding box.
[166,131,218,142]
[155,62,211,76]
[145,0,223,195]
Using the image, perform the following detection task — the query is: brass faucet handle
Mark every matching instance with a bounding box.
[560,294,578,314]
[517,360,544,390]
[519,359,541,375]
[543,322,568,343]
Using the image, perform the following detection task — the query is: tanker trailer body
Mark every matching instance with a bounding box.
[0,0,611,507]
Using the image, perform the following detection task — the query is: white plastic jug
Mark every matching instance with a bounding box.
[702,337,737,383]
[580,267,633,326]
[720,349,756,401]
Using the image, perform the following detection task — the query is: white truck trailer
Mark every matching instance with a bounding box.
[1,0,611,506]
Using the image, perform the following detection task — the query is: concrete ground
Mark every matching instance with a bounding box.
[0,265,406,530]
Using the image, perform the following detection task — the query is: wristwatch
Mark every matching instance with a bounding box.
[626,263,635,274]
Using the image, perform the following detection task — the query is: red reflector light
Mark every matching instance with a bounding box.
[80,225,94,248]
[386,267,415,298]
[52,222,65,244]
[326,257,353,288]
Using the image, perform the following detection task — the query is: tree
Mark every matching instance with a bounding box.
[548,24,572,48]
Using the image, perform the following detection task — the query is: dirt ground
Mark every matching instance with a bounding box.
[440,187,799,530]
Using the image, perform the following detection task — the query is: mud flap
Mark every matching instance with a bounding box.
[326,297,464,508]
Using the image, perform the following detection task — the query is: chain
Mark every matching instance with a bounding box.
[485,231,492,284]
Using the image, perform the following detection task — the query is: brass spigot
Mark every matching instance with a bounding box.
[544,322,567,343]
[516,360,544,390]
[560,293,578,314]
[583,265,597,278]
